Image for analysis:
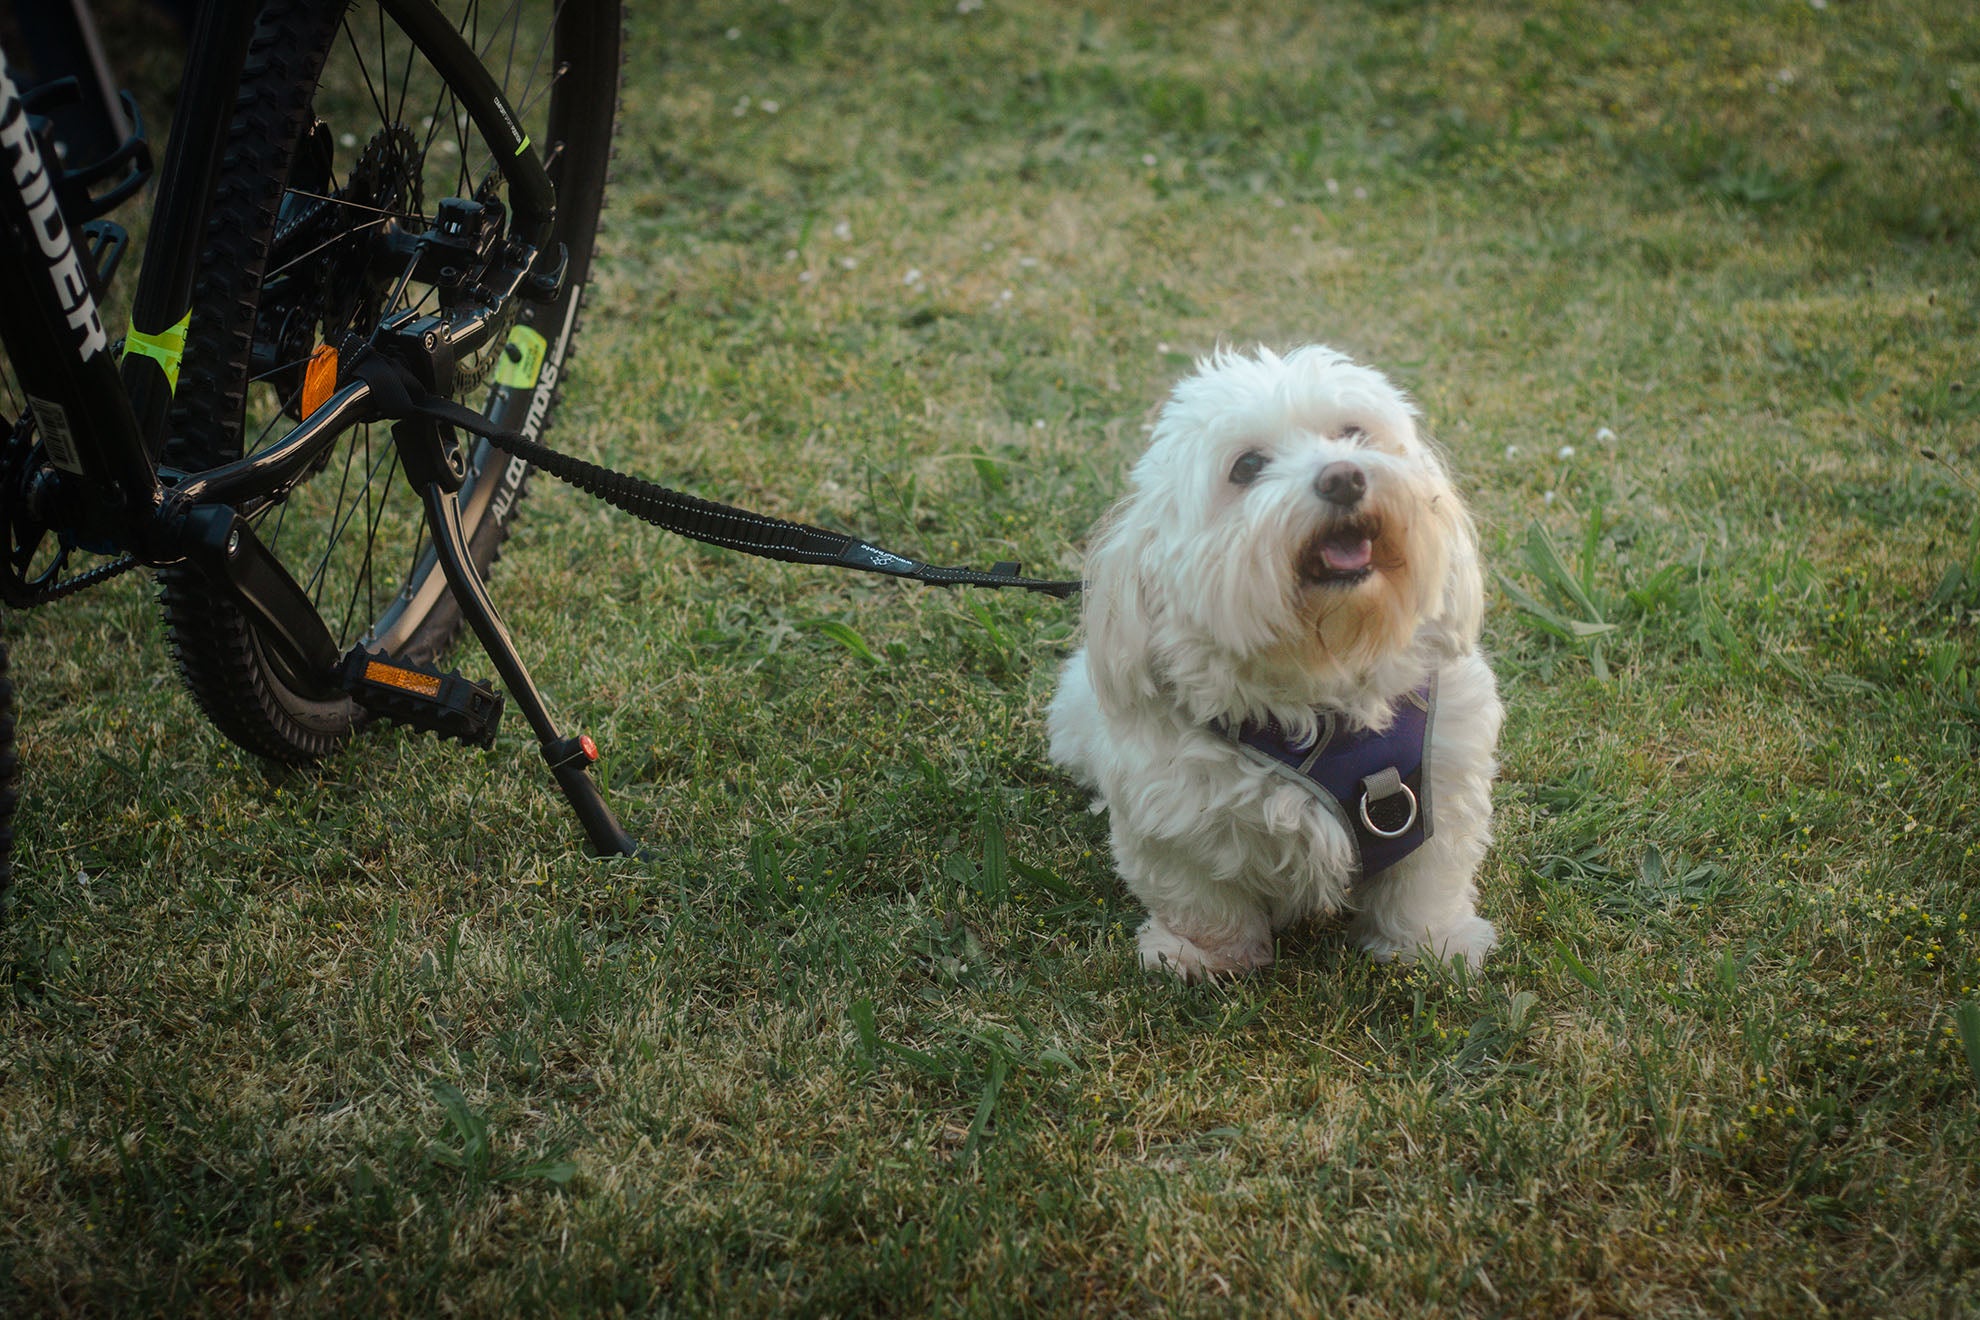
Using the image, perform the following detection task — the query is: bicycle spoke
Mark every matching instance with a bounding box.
[261,489,290,556]
[509,1,565,121]
[499,0,521,93]
[304,426,367,601]
[394,29,419,145]
[337,443,405,645]
[399,521,435,607]
[468,6,561,183]
[277,187,417,222]
[472,0,520,61]
[307,431,399,615]
[377,5,397,130]
[342,17,392,140]
[245,380,308,454]
[263,213,392,286]
[367,248,424,350]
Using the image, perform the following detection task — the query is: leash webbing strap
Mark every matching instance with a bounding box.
[416,395,1081,597]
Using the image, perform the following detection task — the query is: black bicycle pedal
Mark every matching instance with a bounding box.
[337,648,504,749]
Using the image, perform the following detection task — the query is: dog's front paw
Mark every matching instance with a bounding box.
[1357,913,1498,970]
[1430,913,1498,969]
[1137,913,1274,981]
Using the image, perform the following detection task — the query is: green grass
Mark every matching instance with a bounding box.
[5,0,1980,1312]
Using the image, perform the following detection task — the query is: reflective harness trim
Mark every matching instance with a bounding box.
[1215,680,1437,882]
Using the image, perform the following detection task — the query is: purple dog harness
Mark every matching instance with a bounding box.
[1215,682,1436,881]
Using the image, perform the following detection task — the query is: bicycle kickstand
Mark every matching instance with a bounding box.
[398,414,641,858]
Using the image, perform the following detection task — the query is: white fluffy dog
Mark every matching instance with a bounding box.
[1048,345,1501,978]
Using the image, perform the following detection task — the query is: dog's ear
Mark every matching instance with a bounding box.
[1430,486,1485,652]
[1081,502,1165,712]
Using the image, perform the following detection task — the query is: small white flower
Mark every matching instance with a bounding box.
[340,133,358,147]
[783,249,798,262]
[833,219,852,241]
[1325,178,1340,195]
[1352,186,1368,200]
[726,27,741,40]
[1544,490,1557,505]
[1558,445,1576,459]
[840,257,858,270]
[761,99,781,114]
[1269,195,1286,208]
[732,97,750,117]
[1018,256,1039,268]
[1504,444,1520,458]
[1033,419,1046,429]
[1141,153,1158,167]
[957,0,983,12]
[902,268,922,286]
[1596,426,1617,443]
[999,289,1013,302]
[1157,342,1171,354]
[798,270,814,283]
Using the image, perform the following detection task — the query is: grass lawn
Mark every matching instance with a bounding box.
[5,0,1980,1312]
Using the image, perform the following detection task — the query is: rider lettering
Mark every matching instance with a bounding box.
[0,66,110,360]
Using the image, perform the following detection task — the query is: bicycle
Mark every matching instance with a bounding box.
[1,0,1076,895]
[2,0,631,882]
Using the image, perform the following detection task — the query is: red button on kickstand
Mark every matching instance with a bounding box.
[579,734,598,762]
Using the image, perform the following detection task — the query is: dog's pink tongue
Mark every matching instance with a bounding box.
[1322,538,1373,572]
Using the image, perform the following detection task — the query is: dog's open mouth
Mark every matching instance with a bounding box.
[1299,518,1380,586]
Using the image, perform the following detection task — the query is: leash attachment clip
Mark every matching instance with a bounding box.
[1356,767,1420,840]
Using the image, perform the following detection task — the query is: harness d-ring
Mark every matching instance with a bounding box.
[1358,775,1419,839]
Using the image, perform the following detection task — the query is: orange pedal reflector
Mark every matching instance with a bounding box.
[363,660,442,699]
[302,343,339,416]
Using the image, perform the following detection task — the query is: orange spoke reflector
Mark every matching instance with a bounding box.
[302,343,339,417]
[363,660,442,698]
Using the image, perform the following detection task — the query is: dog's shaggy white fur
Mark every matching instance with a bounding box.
[1048,345,1502,978]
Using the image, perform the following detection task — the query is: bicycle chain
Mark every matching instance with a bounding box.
[0,421,141,607]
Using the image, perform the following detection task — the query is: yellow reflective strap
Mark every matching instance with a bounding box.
[514,133,531,157]
[124,309,191,392]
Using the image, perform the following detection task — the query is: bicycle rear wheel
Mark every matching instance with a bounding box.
[0,632,15,909]
[159,0,620,763]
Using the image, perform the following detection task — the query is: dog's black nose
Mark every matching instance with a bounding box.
[1315,461,1367,508]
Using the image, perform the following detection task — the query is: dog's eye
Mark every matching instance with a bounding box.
[1229,450,1269,486]
[1338,425,1369,444]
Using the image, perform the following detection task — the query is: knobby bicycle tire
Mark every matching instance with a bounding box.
[0,630,15,908]
[158,0,621,763]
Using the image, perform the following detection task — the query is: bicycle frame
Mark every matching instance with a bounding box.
[0,0,638,855]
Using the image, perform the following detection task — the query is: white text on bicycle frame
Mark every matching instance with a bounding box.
[0,66,112,362]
